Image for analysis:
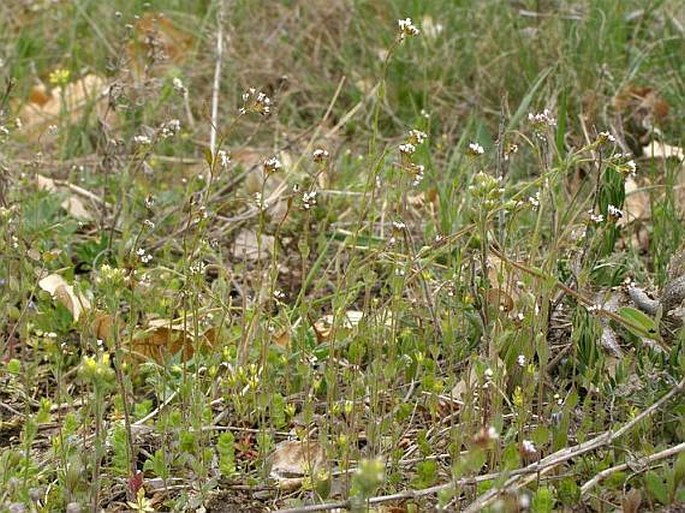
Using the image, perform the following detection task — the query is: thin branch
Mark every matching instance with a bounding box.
[274,466,556,513]
[581,441,685,496]
[209,1,225,159]
[463,377,685,512]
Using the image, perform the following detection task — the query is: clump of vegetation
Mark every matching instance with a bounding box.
[0,1,684,512]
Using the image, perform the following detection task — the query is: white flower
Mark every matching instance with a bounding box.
[626,159,637,175]
[302,190,317,210]
[528,191,540,211]
[521,440,537,456]
[159,119,181,139]
[263,156,282,173]
[217,150,231,169]
[189,261,206,276]
[411,164,425,186]
[588,210,604,224]
[517,354,526,368]
[399,143,416,155]
[596,131,616,144]
[172,77,188,96]
[528,109,557,128]
[398,17,420,40]
[468,142,485,156]
[136,248,153,264]
[312,148,330,161]
[408,129,428,145]
[240,88,271,116]
[133,134,152,146]
[254,192,268,211]
[607,204,623,220]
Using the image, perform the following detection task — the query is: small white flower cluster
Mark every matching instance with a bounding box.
[596,131,616,145]
[254,191,268,211]
[397,17,420,41]
[312,148,330,162]
[521,440,537,456]
[98,264,126,286]
[517,354,526,368]
[467,141,485,156]
[133,134,152,146]
[263,156,282,174]
[408,129,428,145]
[216,149,231,170]
[528,191,541,211]
[611,152,637,177]
[504,142,519,161]
[172,77,188,97]
[607,204,623,220]
[528,108,556,127]
[189,260,206,276]
[273,289,286,300]
[399,128,428,186]
[159,119,181,139]
[588,210,604,224]
[302,190,317,210]
[136,247,153,264]
[392,220,406,231]
[528,109,557,139]
[399,143,416,155]
[469,171,505,210]
[411,164,425,186]
[239,88,272,116]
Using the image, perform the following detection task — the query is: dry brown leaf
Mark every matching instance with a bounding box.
[312,310,364,343]
[35,174,95,222]
[613,85,670,120]
[38,273,91,322]
[268,440,325,491]
[621,176,650,225]
[131,318,214,363]
[642,140,685,161]
[231,229,275,262]
[484,255,525,315]
[127,13,194,74]
[272,327,291,349]
[60,196,94,222]
[19,74,108,140]
[91,311,117,342]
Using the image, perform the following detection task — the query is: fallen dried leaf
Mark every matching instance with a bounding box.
[231,229,275,262]
[312,310,364,343]
[19,74,108,140]
[268,440,325,491]
[35,174,95,222]
[131,318,214,363]
[38,273,91,322]
[642,140,685,161]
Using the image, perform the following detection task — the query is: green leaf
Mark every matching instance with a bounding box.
[532,486,555,513]
[645,471,669,505]
[617,307,660,339]
[675,450,685,490]
[217,432,236,476]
